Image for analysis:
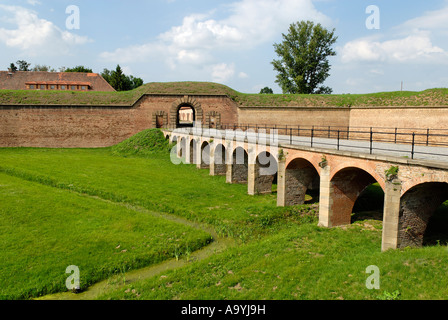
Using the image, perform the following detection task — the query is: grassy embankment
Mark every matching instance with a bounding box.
[1,129,448,300]
[1,82,448,107]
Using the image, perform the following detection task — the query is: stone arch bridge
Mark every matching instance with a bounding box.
[163,128,448,252]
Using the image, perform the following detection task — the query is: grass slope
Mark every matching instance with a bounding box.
[1,82,447,107]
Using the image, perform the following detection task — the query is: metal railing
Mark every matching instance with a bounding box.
[165,123,448,160]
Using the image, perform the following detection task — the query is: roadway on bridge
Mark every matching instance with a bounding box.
[174,128,448,163]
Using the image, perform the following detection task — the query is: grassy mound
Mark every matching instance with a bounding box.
[1,82,448,107]
[111,129,172,157]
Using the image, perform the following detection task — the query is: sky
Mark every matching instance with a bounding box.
[0,0,447,94]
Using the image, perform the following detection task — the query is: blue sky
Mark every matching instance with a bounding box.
[0,0,447,94]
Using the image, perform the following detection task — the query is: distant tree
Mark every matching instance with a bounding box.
[101,68,112,84]
[271,20,337,94]
[16,60,31,71]
[129,75,144,89]
[101,65,144,91]
[9,63,17,72]
[110,65,127,91]
[65,66,93,73]
[32,65,56,72]
[259,87,274,94]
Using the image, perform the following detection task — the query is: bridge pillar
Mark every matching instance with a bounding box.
[185,136,192,164]
[225,140,234,183]
[381,178,402,251]
[318,164,333,227]
[196,139,203,169]
[209,142,216,176]
[277,158,286,206]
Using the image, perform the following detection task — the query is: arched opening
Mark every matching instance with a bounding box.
[255,151,278,194]
[177,104,195,128]
[171,136,178,153]
[213,144,227,176]
[189,139,197,164]
[179,137,186,159]
[285,158,320,206]
[330,167,382,226]
[200,141,210,169]
[399,182,448,248]
[351,183,385,223]
[232,147,248,184]
[165,134,170,140]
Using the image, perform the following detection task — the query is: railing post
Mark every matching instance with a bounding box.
[394,128,397,144]
[370,127,373,154]
[337,130,340,150]
[328,126,331,138]
[426,129,430,146]
[311,127,314,148]
[411,132,416,159]
[290,128,292,144]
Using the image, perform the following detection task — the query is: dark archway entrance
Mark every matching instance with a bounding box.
[177,104,195,128]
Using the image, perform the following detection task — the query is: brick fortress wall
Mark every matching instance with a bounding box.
[1,93,448,148]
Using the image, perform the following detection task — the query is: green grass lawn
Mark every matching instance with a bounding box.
[0,147,307,241]
[98,222,448,300]
[1,129,448,300]
[0,171,211,299]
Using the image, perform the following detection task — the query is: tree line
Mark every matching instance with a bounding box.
[8,61,143,92]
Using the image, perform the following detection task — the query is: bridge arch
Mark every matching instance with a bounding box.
[401,175,448,196]
[231,146,249,184]
[179,137,187,158]
[399,182,448,248]
[330,166,383,226]
[200,141,211,168]
[212,143,227,175]
[189,138,199,165]
[285,158,320,206]
[254,151,278,194]
[330,162,385,191]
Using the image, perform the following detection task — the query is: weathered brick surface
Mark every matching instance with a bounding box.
[0,94,240,148]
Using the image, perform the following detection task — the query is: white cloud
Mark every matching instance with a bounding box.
[341,32,446,63]
[238,72,249,79]
[340,3,448,64]
[211,63,235,83]
[100,0,331,82]
[0,5,91,56]
[27,0,41,6]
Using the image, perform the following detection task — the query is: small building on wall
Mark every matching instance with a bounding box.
[0,70,115,92]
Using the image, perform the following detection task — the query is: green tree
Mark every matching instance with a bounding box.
[16,60,31,71]
[32,65,56,72]
[9,63,17,72]
[101,65,144,91]
[110,65,128,91]
[65,66,93,73]
[259,87,273,94]
[271,20,337,94]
